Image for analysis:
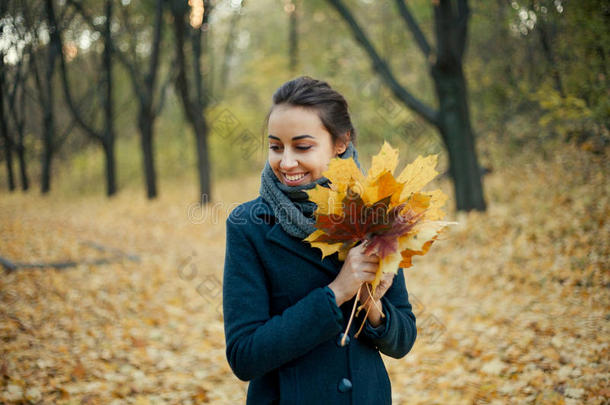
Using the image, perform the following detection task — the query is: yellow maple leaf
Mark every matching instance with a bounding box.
[399,220,456,252]
[372,250,403,291]
[424,189,449,221]
[305,186,344,217]
[396,154,440,200]
[401,192,432,216]
[321,157,364,194]
[368,141,400,180]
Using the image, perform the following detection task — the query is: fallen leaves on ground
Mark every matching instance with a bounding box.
[0,141,607,404]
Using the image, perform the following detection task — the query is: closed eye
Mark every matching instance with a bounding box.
[269,145,312,151]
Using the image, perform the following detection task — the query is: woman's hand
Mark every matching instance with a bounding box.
[357,271,395,327]
[359,271,395,305]
[327,243,379,307]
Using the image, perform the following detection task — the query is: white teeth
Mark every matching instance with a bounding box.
[285,173,306,181]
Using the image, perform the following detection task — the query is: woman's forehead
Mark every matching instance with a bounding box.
[268,106,327,140]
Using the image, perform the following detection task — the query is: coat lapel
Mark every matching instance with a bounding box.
[253,196,341,278]
[265,222,340,278]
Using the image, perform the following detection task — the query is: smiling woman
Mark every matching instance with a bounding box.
[256,77,363,240]
[267,105,347,187]
[223,76,417,405]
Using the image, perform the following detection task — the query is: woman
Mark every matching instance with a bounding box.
[223,76,417,404]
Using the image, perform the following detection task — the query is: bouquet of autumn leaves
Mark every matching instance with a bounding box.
[303,141,456,341]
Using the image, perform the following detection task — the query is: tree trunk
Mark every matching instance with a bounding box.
[432,64,486,211]
[17,143,28,191]
[0,0,13,191]
[1,137,15,192]
[326,0,486,211]
[288,2,298,74]
[171,0,213,203]
[0,72,15,191]
[16,71,29,191]
[103,137,116,197]
[102,0,117,196]
[192,22,212,203]
[139,111,157,199]
[5,56,29,191]
[41,96,55,194]
[194,117,211,204]
[41,0,59,194]
[219,6,242,96]
[57,0,117,197]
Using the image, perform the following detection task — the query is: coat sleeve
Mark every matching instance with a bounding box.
[358,267,417,359]
[222,211,345,382]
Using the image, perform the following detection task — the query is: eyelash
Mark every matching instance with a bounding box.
[269,146,312,151]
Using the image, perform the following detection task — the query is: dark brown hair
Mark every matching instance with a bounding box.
[262,76,357,149]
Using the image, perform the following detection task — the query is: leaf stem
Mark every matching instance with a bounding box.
[341,283,362,346]
[355,301,373,338]
[365,283,385,318]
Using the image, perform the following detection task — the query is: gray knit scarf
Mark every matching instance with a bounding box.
[259,141,363,239]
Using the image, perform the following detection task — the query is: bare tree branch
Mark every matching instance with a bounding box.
[67,0,145,103]
[433,0,456,67]
[155,65,177,117]
[393,0,433,60]
[146,0,164,116]
[53,22,104,141]
[455,0,470,60]
[326,0,438,126]
[118,2,142,75]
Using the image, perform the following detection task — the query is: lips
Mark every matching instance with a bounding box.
[282,172,309,185]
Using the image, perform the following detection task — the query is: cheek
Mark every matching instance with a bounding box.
[309,156,331,176]
[268,155,280,168]
[301,157,319,171]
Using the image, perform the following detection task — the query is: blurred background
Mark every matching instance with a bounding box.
[0,0,608,403]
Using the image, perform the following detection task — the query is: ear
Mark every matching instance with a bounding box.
[335,142,347,156]
[334,132,350,155]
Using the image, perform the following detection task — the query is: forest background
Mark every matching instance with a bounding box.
[0,0,608,403]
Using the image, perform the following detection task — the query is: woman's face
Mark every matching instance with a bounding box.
[267,105,347,186]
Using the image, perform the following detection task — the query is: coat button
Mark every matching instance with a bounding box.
[337,378,352,393]
[336,332,350,347]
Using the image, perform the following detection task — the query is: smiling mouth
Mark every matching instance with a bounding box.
[283,172,308,183]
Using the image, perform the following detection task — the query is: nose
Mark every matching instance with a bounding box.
[279,150,298,170]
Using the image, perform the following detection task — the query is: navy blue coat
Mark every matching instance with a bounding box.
[222,195,417,404]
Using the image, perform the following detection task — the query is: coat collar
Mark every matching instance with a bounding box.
[251,196,341,278]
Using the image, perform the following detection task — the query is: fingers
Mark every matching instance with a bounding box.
[345,243,384,285]
[356,251,379,264]
[360,255,379,264]
[357,271,376,283]
[349,251,379,271]
[359,263,378,276]
[352,244,379,262]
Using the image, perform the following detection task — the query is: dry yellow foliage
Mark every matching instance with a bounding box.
[0,138,606,404]
[304,141,457,295]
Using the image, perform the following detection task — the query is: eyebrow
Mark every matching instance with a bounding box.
[268,134,315,141]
